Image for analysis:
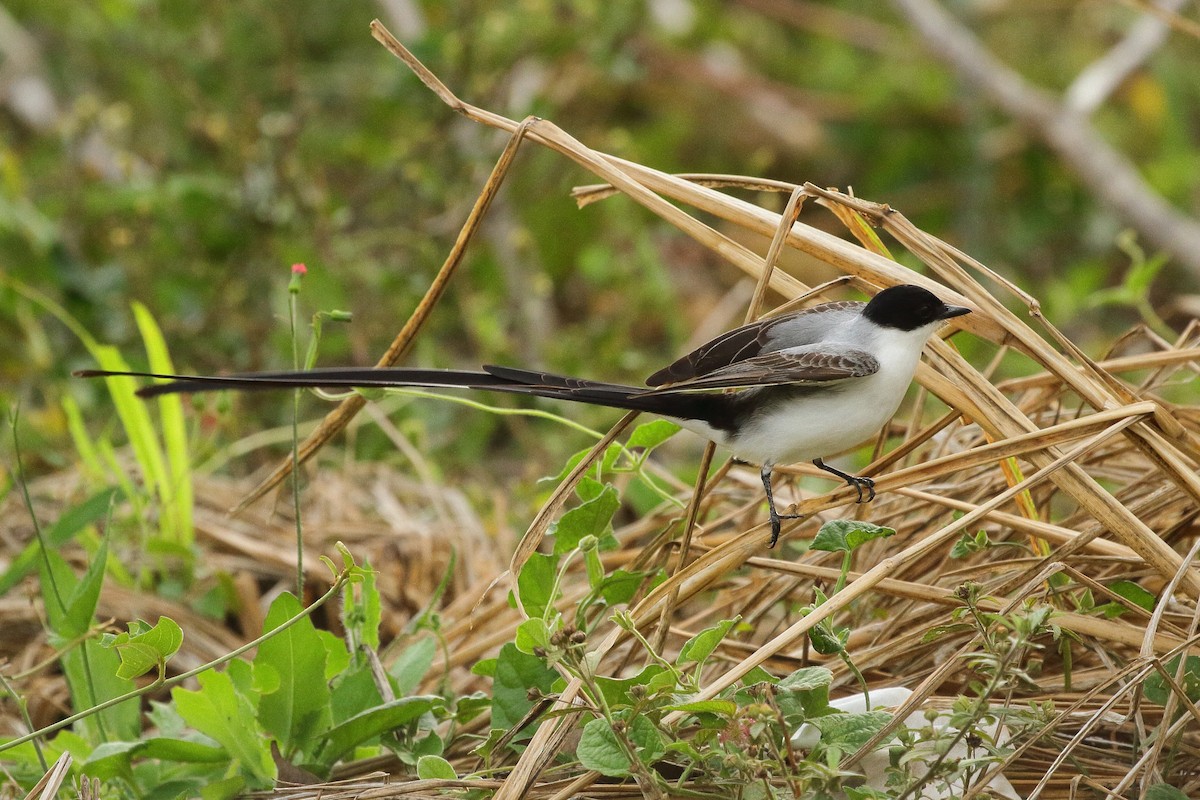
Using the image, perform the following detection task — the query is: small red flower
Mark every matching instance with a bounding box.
[288,262,307,293]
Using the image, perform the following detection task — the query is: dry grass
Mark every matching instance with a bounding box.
[4,19,1199,800]
[369,21,1199,799]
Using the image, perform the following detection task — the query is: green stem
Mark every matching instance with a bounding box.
[11,406,66,614]
[0,672,46,771]
[834,550,852,595]
[289,290,304,599]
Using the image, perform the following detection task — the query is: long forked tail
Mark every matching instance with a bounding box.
[74,365,735,423]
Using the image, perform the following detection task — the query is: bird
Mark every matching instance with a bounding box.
[77,283,970,547]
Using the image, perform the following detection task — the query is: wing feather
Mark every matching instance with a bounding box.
[645,301,865,386]
[645,348,878,393]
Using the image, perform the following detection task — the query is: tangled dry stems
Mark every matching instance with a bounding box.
[4,20,1198,800]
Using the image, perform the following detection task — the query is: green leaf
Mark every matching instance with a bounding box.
[927,622,978,643]
[1144,655,1200,705]
[253,593,332,756]
[546,443,623,484]
[626,419,680,451]
[200,775,245,800]
[740,666,775,686]
[592,665,670,709]
[677,617,740,667]
[317,629,351,681]
[37,535,109,642]
[253,661,280,696]
[577,718,631,777]
[140,737,228,763]
[413,730,444,758]
[552,483,619,554]
[390,636,438,695]
[103,616,184,679]
[1144,785,1190,800]
[1094,602,1129,619]
[575,475,606,502]
[596,569,648,606]
[342,561,382,650]
[143,617,185,658]
[133,300,193,547]
[146,699,187,738]
[576,715,665,777]
[143,779,206,800]
[776,667,833,722]
[416,754,457,780]
[584,541,605,588]
[362,568,382,650]
[36,549,78,639]
[40,548,139,743]
[515,618,552,655]
[320,695,441,764]
[91,344,172,536]
[1106,580,1156,612]
[454,692,491,724]
[173,670,275,786]
[950,529,990,559]
[228,656,256,697]
[516,552,558,619]
[1075,587,1095,614]
[625,714,666,762]
[811,710,892,755]
[0,487,119,596]
[491,643,560,731]
[778,666,833,692]
[811,520,895,553]
[661,699,737,716]
[67,535,110,638]
[645,668,680,696]
[80,740,140,781]
[329,664,385,724]
[471,658,497,678]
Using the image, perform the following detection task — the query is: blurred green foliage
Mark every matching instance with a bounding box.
[3,0,1196,489]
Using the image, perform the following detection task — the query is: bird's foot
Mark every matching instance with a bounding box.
[767,508,803,549]
[760,464,804,548]
[846,475,876,504]
[812,459,877,504]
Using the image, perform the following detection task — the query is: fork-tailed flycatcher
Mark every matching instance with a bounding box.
[77,283,970,546]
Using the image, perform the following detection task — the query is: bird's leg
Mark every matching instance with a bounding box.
[760,464,801,548]
[812,458,876,503]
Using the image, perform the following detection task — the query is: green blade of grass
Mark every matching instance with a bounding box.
[132,301,193,547]
[0,487,120,596]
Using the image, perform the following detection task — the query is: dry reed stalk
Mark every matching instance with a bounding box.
[358,23,1200,797]
[8,18,1193,800]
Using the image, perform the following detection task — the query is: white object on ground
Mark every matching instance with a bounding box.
[792,687,1021,799]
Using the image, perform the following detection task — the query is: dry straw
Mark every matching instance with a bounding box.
[11,18,1196,800]
[242,20,1197,800]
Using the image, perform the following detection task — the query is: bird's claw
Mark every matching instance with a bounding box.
[848,476,876,504]
[767,508,802,549]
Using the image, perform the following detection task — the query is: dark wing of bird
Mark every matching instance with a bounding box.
[644,347,879,393]
[645,318,783,387]
[645,301,864,387]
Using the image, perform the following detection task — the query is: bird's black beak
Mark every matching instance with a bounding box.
[939,304,972,320]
